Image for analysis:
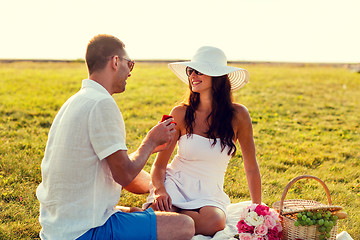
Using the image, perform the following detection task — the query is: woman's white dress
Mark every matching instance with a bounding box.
[144,134,232,214]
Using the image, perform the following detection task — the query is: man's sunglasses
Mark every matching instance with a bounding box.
[186,67,203,77]
[122,57,135,72]
[109,55,135,72]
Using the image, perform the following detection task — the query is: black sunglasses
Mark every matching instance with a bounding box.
[186,67,203,77]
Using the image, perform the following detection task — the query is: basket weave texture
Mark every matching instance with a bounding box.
[272,175,342,240]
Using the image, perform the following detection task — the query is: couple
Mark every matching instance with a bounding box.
[36,34,261,240]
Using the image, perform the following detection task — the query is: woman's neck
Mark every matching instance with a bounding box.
[197,91,212,113]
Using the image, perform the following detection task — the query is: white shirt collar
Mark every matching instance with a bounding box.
[81,79,110,96]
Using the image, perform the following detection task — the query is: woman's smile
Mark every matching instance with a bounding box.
[191,80,202,86]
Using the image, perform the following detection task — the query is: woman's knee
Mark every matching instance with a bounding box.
[200,217,226,236]
[206,216,226,234]
[196,207,226,236]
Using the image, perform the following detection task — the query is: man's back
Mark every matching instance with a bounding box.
[36,80,127,239]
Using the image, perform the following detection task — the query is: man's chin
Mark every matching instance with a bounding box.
[114,86,126,94]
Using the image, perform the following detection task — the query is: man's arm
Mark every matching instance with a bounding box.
[106,118,176,187]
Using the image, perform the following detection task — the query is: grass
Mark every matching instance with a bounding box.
[0,61,359,239]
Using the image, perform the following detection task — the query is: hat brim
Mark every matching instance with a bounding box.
[168,61,249,91]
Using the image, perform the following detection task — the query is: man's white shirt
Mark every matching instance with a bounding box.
[37,79,127,239]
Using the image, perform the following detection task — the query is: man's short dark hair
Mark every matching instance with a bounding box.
[85,34,125,75]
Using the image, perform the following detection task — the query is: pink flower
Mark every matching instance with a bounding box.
[237,220,254,233]
[274,222,282,232]
[267,227,282,240]
[264,215,277,229]
[238,232,253,240]
[255,204,269,216]
[253,237,266,240]
[235,205,282,240]
[254,224,268,236]
[269,209,279,219]
[249,204,258,212]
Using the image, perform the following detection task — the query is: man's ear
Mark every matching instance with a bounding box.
[110,56,118,69]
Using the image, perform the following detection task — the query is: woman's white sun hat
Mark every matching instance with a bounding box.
[168,46,249,91]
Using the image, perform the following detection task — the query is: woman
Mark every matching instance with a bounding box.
[144,46,261,236]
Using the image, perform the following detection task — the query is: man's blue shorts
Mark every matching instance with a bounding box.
[77,208,157,240]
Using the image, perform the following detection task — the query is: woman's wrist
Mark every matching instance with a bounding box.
[154,185,167,194]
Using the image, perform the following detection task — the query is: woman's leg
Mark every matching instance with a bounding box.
[180,206,226,236]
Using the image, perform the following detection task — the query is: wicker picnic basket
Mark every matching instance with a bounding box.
[272,175,343,240]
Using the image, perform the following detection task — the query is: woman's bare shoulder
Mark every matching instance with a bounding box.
[170,105,187,136]
[169,105,187,123]
[170,105,187,115]
[232,103,250,120]
[232,103,253,139]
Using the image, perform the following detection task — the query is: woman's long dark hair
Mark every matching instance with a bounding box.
[184,75,236,156]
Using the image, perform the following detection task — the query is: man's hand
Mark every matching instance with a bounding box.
[147,118,176,153]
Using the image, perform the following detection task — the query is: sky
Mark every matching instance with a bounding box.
[1,0,359,63]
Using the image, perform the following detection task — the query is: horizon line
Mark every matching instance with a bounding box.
[0,58,359,66]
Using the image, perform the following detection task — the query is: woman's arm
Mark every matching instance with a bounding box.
[234,104,262,204]
[150,106,186,211]
[123,170,151,194]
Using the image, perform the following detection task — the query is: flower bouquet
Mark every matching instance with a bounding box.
[234,204,283,240]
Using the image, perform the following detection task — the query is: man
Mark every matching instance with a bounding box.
[36,34,195,240]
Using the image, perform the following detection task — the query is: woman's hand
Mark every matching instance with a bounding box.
[152,187,172,211]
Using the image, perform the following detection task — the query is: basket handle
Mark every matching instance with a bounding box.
[279,175,332,214]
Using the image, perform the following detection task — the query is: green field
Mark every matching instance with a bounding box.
[0,61,359,239]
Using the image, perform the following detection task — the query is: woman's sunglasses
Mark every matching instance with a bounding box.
[186,67,203,77]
